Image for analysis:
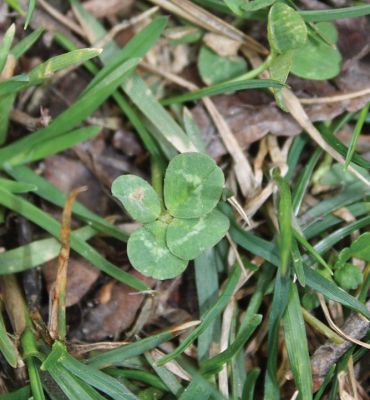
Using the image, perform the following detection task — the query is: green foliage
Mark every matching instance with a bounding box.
[112,153,229,279]
[291,22,342,80]
[127,221,188,279]
[166,209,229,260]
[112,175,161,223]
[268,2,307,54]
[164,153,224,218]
[197,45,247,85]
[334,263,363,290]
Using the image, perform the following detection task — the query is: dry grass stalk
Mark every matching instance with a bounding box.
[148,0,267,54]
[48,186,87,340]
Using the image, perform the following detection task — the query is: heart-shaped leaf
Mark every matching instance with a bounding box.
[127,221,187,280]
[166,209,230,260]
[268,2,307,54]
[112,175,161,223]
[291,23,342,80]
[164,153,224,219]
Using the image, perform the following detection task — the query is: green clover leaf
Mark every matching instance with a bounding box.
[166,209,230,260]
[291,22,342,80]
[268,2,307,54]
[334,263,363,291]
[127,221,188,280]
[164,153,224,219]
[112,175,161,223]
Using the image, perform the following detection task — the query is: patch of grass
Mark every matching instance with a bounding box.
[0,1,369,399]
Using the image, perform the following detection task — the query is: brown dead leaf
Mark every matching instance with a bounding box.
[82,0,134,18]
[42,155,108,215]
[43,255,100,307]
[80,271,154,340]
[203,33,241,57]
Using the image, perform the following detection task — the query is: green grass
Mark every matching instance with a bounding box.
[0,1,369,399]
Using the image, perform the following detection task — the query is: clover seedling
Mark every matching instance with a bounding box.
[112,153,230,279]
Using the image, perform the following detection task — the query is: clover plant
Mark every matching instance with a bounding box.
[111,153,230,279]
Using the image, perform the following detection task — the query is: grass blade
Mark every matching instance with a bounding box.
[0,386,31,400]
[194,249,221,361]
[344,102,370,169]
[0,58,139,167]
[0,311,18,367]
[274,170,293,276]
[88,330,176,369]
[157,265,241,366]
[0,24,15,73]
[7,165,128,241]
[283,284,312,400]
[200,314,262,376]
[50,342,138,400]
[0,187,148,291]
[24,0,36,28]
[0,178,36,193]
[300,4,370,22]
[0,226,96,274]
[5,126,100,167]
[11,27,44,59]
[160,78,284,105]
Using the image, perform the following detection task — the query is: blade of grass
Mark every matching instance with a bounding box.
[303,266,370,319]
[71,0,195,154]
[0,178,36,193]
[344,102,370,169]
[156,265,241,366]
[0,226,96,275]
[293,228,332,275]
[264,273,290,400]
[0,58,139,167]
[299,4,370,22]
[48,342,138,400]
[49,188,85,341]
[24,0,36,28]
[160,78,284,105]
[283,283,312,400]
[0,93,16,145]
[21,328,46,400]
[0,386,31,400]
[292,148,321,215]
[273,170,293,277]
[0,186,148,291]
[6,126,101,167]
[0,48,102,97]
[320,124,370,170]
[11,27,44,59]
[304,202,370,240]
[6,165,128,241]
[194,249,221,361]
[291,239,305,286]
[0,24,15,73]
[300,181,370,228]
[144,352,183,397]
[0,310,18,367]
[242,368,260,400]
[313,364,336,400]
[104,368,168,392]
[55,31,164,160]
[88,330,179,369]
[200,314,262,376]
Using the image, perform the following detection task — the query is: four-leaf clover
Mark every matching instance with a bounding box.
[112,153,229,279]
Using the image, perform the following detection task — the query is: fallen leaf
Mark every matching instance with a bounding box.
[43,255,100,307]
[79,271,154,340]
